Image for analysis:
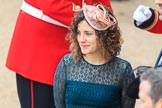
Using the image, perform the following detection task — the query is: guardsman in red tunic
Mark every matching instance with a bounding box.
[133,0,162,33]
[6,0,112,108]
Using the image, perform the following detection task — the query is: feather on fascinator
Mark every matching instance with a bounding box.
[83,4,117,30]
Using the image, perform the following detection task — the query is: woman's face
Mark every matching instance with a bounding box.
[77,20,101,56]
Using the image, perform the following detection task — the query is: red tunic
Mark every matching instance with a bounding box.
[6,0,112,85]
[135,9,162,34]
[147,11,162,33]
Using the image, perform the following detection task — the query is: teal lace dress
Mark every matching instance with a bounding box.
[54,54,135,108]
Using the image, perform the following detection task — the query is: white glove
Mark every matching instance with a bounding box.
[133,5,152,24]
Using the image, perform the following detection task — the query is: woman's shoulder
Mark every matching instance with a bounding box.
[114,57,131,66]
[61,53,74,64]
[113,57,133,75]
[63,53,72,59]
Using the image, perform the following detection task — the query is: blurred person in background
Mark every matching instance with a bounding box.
[127,66,162,108]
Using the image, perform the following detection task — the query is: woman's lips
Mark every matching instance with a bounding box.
[81,45,89,48]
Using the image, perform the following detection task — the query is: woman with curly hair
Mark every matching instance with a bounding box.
[53,4,135,108]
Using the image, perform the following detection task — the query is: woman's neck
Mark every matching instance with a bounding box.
[83,54,108,65]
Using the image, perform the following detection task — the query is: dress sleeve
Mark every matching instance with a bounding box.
[121,63,136,108]
[53,57,67,108]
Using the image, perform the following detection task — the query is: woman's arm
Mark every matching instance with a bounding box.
[54,57,67,108]
[121,63,136,108]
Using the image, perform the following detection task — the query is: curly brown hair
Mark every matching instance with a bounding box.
[66,4,122,63]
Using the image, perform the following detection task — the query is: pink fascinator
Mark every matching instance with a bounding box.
[83,4,117,30]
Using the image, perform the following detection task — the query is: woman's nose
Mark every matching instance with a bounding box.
[79,34,86,42]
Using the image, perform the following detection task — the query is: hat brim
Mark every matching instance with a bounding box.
[126,77,140,99]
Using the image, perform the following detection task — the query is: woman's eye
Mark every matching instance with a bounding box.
[85,32,92,36]
[77,31,81,36]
